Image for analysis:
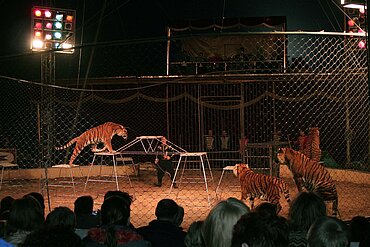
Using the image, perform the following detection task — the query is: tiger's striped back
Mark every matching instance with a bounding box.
[234,164,290,213]
[303,127,322,162]
[277,148,338,215]
[55,122,127,166]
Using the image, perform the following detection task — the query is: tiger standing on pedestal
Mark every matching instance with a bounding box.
[233,163,291,214]
[277,147,338,216]
[55,122,128,166]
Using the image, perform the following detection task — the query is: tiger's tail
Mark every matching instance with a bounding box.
[55,137,78,150]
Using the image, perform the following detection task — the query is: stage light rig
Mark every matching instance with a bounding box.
[31,6,76,54]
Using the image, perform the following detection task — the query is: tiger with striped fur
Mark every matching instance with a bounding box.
[55,122,128,166]
[233,163,291,213]
[303,127,322,162]
[277,147,338,216]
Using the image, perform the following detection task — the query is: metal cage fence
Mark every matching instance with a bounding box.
[0,32,369,227]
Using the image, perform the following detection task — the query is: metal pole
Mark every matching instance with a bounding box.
[366,0,370,164]
[166,27,171,76]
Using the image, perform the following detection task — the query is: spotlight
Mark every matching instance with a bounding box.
[31,6,76,53]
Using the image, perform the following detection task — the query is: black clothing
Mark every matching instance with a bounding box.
[156,145,175,185]
[137,220,186,247]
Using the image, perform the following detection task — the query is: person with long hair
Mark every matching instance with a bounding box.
[202,197,250,247]
[5,197,44,246]
[288,192,327,247]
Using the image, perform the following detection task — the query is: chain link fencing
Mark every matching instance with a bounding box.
[0,32,369,227]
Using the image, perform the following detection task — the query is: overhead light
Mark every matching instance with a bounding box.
[341,0,366,9]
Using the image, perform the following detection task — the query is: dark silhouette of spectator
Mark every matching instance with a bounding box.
[23,192,45,218]
[202,197,250,247]
[5,197,44,246]
[253,202,278,219]
[45,206,76,230]
[204,130,215,151]
[220,130,229,151]
[137,198,186,247]
[348,216,370,247]
[104,191,135,229]
[231,212,289,247]
[104,191,133,206]
[83,196,150,247]
[307,216,350,247]
[74,195,100,230]
[288,192,327,247]
[185,220,204,247]
[0,196,15,221]
[23,226,83,247]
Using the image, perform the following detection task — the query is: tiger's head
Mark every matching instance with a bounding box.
[233,164,250,177]
[277,148,287,164]
[112,123,128,140]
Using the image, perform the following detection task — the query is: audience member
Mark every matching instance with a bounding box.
[307,216,350,247]
[83,196,150,247]
[185,221,204,247]
[104,190,135,229]
[45,206,76,230]
[74,195,100,229]
[137,199,186,247]
[288,192,327,247]
[231,212,289,247]
[0,196,15,221]
[253,202,278,218]
[202,197,250,247]
[348,216,370,247]
[104,191,133,206]
[22,226,83,247]
[23,192,45,218]
[5,197,44,246]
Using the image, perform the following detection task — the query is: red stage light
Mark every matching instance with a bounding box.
[348,19,355,27]
[34,10,42,17]
[34,22,42,29]
[66,15,73,22]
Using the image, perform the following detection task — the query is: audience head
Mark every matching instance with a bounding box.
[101,196,130,227]
[307,216,350,247]
[6,197,44,234]
[155,199,184,226]
[253,202,278,218]
[231,212,289,247]
[348,216,370,244]
[202,197,250,247]
[0,196,15,220]
[104,190,133,206]
[23,226,83,247]
[45,206,76,230]
[289,191,327,232]
[23,192,45,217]
[185,220,204,247]
[74,195,94,215]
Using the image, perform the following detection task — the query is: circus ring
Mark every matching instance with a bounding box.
[0,163,369,229]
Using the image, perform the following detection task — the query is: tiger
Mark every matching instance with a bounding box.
[303,127,322,162]
[55,122,128,166]
[277,147,338,216]
[233,163,291,213]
